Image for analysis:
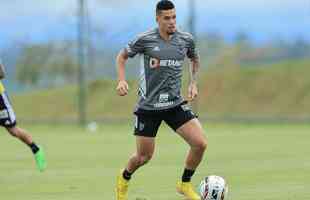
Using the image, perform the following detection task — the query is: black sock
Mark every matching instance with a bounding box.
[29,143,40,154]
[122,169,132,181]
[182,168,196,182]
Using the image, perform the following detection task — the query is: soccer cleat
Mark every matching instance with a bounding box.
[116,171,129,200]
[177,181,200,200]
[34,147,47,172]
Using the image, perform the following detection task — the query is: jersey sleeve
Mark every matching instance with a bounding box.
[125,34,145,58]
[186,34,199,60]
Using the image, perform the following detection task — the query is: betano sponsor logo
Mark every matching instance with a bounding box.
[150,57,183,68]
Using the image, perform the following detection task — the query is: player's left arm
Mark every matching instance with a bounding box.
[188,57,200,101]
[186,33,200,101]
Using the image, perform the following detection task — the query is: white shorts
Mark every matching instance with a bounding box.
[0,92,17,128]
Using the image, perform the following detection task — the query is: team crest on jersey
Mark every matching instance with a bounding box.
[176,44,187,56]
[178,47,188,56]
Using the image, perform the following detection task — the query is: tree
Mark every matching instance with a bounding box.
[15,41,78,86]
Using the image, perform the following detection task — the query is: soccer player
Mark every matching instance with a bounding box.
[0,58,46,172]
[115,1,207,199]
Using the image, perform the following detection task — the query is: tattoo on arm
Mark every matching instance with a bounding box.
[189,57,200,84]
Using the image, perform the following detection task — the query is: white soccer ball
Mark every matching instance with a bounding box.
[199,175,228,200]
[87,122,98,132]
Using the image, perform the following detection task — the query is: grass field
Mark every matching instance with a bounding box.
[0,122,309,200]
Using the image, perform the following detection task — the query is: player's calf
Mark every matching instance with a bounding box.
[6,126,46,171]
[6,126,33,145]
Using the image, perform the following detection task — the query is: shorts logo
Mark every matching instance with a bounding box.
[4,120,10,125]
[159,93,169,103]
[139,122,145,131]
[181,104,190,111]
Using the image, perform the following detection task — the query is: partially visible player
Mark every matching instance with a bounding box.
[0,58,46,172]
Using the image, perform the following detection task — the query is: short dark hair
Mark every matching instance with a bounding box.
[156,0,175,15]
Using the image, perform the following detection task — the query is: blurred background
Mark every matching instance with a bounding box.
[1,0,309,125]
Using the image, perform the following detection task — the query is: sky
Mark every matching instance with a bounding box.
[0,0,309,48]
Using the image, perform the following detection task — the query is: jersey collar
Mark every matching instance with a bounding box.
[155,28,177,42]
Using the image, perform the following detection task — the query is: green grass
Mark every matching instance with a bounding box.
[201,59,310,117]
[0,123,309,200]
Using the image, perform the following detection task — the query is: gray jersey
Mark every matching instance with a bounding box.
[126,28,199,111]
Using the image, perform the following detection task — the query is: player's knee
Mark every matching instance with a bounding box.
[200,140,208,151]
[195,139,208,153]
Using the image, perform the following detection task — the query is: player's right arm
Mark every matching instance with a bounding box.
[116,49,129,96]
[0,61,6,79]
[116,33,145,96]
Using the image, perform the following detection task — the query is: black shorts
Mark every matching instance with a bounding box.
[134,102,197,137]
[0,92,17,128]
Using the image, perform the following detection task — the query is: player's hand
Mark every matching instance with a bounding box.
[188,82,198,101]
[116,80,129,96]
